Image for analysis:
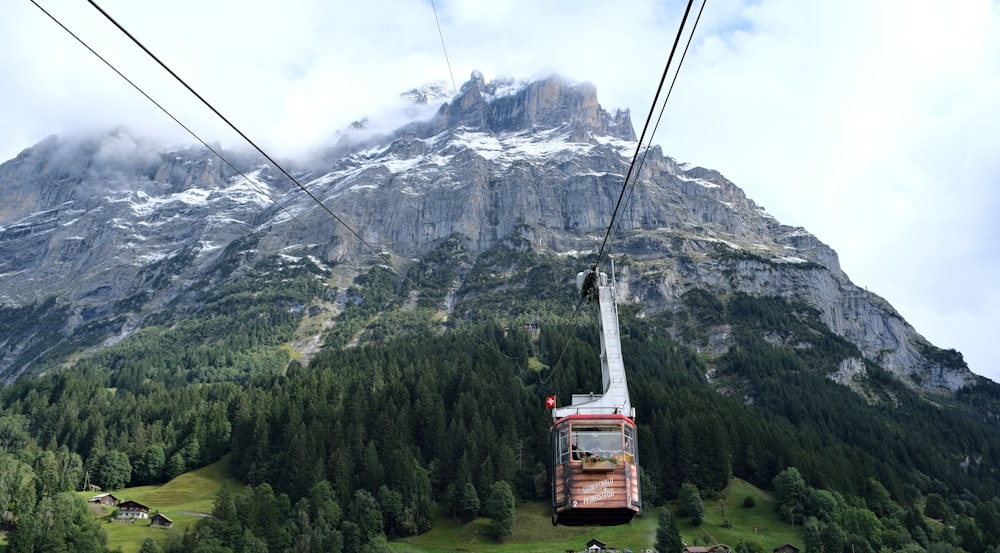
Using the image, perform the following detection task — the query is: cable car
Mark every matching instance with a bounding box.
[551,266,641,526]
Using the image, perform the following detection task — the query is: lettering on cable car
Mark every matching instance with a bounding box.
[582,477,615,505]
[582,477,614,494]
[584,487,615,505]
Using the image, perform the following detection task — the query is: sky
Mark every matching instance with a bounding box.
[1,0,998,382]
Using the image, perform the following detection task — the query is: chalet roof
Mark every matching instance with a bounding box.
[117,500,149,510]
[152,513,173,523]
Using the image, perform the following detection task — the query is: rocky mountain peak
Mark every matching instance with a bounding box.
[427,72,636,143]
[400,81,453,105]
[0,73,981,395]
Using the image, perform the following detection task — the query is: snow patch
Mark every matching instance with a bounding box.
[700,236,742,250]
[199,241,223,252]
[677,174,719,188]
[591,135,635,156]
[305,255,330,271]
[488,77,532,98]
[778,256,809,264]
[556,249,595,257]
[133,251,169,265]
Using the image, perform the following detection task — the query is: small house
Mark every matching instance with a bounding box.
[117,500,150,520]
[150,513,174,528]
[773,546,800,553]
[587,539,607,552]
[687,546,731,553]
[89,493,119,506]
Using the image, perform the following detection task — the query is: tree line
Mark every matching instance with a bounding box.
[2,240,1000,551]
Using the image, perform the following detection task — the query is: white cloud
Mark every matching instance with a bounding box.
[2,0,998,381]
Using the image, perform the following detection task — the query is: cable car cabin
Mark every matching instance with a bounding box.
[550,263,641,525]
[551,413,640,525]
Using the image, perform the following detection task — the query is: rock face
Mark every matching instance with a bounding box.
[0,73,978,391]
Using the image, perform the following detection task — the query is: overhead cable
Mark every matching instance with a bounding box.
[69,0,523,363]
[430,0,459,95]
[594,0,704,268]
[608,0,709,250]
[83,0,425,291]
[28,0,325,246]
[544,0,707,384]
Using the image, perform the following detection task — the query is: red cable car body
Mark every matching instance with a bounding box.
[551,413,640,525]
[551,267,641,526]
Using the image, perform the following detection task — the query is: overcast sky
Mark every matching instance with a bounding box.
[2,0,998,382]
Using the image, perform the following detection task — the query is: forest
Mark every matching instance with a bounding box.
[2,243,1000,552]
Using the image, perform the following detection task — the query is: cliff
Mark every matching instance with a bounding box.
[0,73,978,393]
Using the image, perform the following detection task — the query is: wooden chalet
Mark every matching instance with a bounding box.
[116,500,150,520]
[89,493,119,506]
[773,546,800,553]
[686,546,731,553]
[150,513,174,528]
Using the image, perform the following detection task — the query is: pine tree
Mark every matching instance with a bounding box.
[460,482,480,523]
[484,481,515,540]
[773,466,809,524]
[677,482,705,525]
[138,537,160,553]
[655,508,683,553]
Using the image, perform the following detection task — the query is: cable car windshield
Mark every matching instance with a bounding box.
[572,425,621,459]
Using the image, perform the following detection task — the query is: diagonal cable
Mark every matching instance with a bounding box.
[430,0,459,95]
[608,0,709,250]
[84,0,395,271]
[593,0,699,270]
[28,0,326,246]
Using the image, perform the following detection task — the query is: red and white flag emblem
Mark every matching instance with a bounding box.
[545,395,556,409]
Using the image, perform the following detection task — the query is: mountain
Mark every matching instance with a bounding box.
[4,72,1000,553]
[0,72,979,394]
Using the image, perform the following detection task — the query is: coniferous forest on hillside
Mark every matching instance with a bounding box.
[2,241,1000,553]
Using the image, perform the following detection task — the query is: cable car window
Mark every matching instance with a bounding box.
[571,425,622,460]
[557,427,570,464]
[623,424,636,463]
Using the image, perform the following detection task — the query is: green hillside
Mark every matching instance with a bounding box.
[79,459,240,553]
[2,243,1000,552]
[79,463,797,553]
[393,478,800,552]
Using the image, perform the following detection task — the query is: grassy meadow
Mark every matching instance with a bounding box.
[684,478,801,548]
[0,457,800,553]
[393,477,801,552]
[79,458,242,553]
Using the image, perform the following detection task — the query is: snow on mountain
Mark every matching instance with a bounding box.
[0,72,978,392]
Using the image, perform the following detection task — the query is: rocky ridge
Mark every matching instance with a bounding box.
[0,72,978,393]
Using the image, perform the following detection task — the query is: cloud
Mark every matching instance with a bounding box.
[2,0,999,381]
[663,0,1000,379]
